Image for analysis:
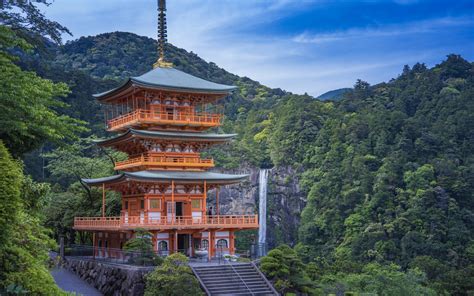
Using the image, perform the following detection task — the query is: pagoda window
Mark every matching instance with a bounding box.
[140,200,145,210]
[149,199,161,210]
[125,201,129,210]
[217,239,228,249]
[191,200,201,209]
[201,239,209,250]
[158,241,168,251]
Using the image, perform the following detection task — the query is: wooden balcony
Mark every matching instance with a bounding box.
[74,215,259,231]
[107,109,222,131]
[115,154,214,171]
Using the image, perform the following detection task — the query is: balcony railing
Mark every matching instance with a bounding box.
[74,215,259,231]
[115,154,214,171]
[107,109,222,131]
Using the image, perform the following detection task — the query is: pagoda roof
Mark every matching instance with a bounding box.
[95,129,237,147]
[82,171,248,186]
[94,67,237,100]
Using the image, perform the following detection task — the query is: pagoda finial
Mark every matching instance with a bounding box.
[154,0,173,68]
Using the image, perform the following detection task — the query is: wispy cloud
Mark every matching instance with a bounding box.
[293,16,474,44]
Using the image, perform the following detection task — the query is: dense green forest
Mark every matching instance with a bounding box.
[1,1,473,295]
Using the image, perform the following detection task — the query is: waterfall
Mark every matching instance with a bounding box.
[258,168,269,255]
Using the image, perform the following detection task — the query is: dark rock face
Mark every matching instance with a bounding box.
[208,165,306,249]
[266,166,306,249]
[64,258,154,296]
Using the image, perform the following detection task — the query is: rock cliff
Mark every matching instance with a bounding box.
[208,165,306,249]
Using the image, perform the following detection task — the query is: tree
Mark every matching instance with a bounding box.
[123,229,162,266]
[0,26,87,157]
[297,56,474,295]
[0,141,22,246]
[144,253,204,296]
[0,0,71,45]
[260,245,313,294]
[43,140,123,243]
[0,141,66,295]
[318,263,436,296]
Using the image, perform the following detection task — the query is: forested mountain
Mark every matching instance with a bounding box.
[6,30,474,295]
[317,88,351,101]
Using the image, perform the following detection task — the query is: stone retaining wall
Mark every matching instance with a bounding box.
[63,257,154,296]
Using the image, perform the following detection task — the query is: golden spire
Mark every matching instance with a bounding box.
[153,0,173,68]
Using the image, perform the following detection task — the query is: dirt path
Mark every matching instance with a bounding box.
[51,267,102,296]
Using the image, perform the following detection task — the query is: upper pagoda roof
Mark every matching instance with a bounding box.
[95,129,237,147]
[94,67,237,100]
[82,171,248,186]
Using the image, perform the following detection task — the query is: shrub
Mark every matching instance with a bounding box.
[144,253,204,296]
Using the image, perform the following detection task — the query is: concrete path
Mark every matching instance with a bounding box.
[51,267,102,296]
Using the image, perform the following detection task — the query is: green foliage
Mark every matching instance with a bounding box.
[0,141,22,246]
[0,0,71,45]
[235,229,257,252]
[123,229,163,266]
[318,263,436,296]
[123,229,154,252]
[144,253,204,296]
[0,142,66,295]
[0,26,87,157]
[298,55,474,295]
[43,140,122,242]
[260,245,313,294]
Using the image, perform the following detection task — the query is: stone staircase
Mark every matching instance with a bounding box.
[191,262,278,295]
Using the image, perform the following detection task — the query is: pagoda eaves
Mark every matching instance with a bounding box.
[94,67,237,101]
[82,171,249,186]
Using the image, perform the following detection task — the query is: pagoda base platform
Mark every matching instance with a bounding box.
[79,226,255,260]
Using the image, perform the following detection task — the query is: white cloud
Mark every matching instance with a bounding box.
[292,16,474,44]
[41,1,474,96]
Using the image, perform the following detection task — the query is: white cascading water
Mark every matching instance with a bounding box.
[258,169,269,255]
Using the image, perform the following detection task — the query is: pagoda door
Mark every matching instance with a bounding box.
[167,202,175,222]
[129,201,139,224]
[166,107,175,120]
[150,104,162,120]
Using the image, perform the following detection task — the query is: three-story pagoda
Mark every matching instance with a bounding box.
[73,0,258,260]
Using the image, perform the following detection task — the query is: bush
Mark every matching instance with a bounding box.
[144,253,204,296]
[123,229,162,266]
[260,245,313,294]
[318,263,437,296]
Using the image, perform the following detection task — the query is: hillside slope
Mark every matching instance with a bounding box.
[317,87,351,101]
[20,32,474,295]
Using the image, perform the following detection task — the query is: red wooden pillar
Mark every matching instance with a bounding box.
[208,230,214,261]
[151,231,157,252]
[174,230,178,253]
[203,181,207,217]
[229,230,235,255]
[92,232,96,260]
[102,183,106,218]
[216,187,219,216]
[171,180,175,220]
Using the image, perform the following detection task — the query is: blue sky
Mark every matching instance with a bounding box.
[42,0,474,96]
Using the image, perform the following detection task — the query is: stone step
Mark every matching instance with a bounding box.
[192,263,277,296]
[205,281,265,288]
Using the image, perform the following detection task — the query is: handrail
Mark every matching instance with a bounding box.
[225,261,254,296]
[74,215,259,230]
[190,266,212,296]
[107,109,222,130]
[251,261,280,295]
[115,155,214,169]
